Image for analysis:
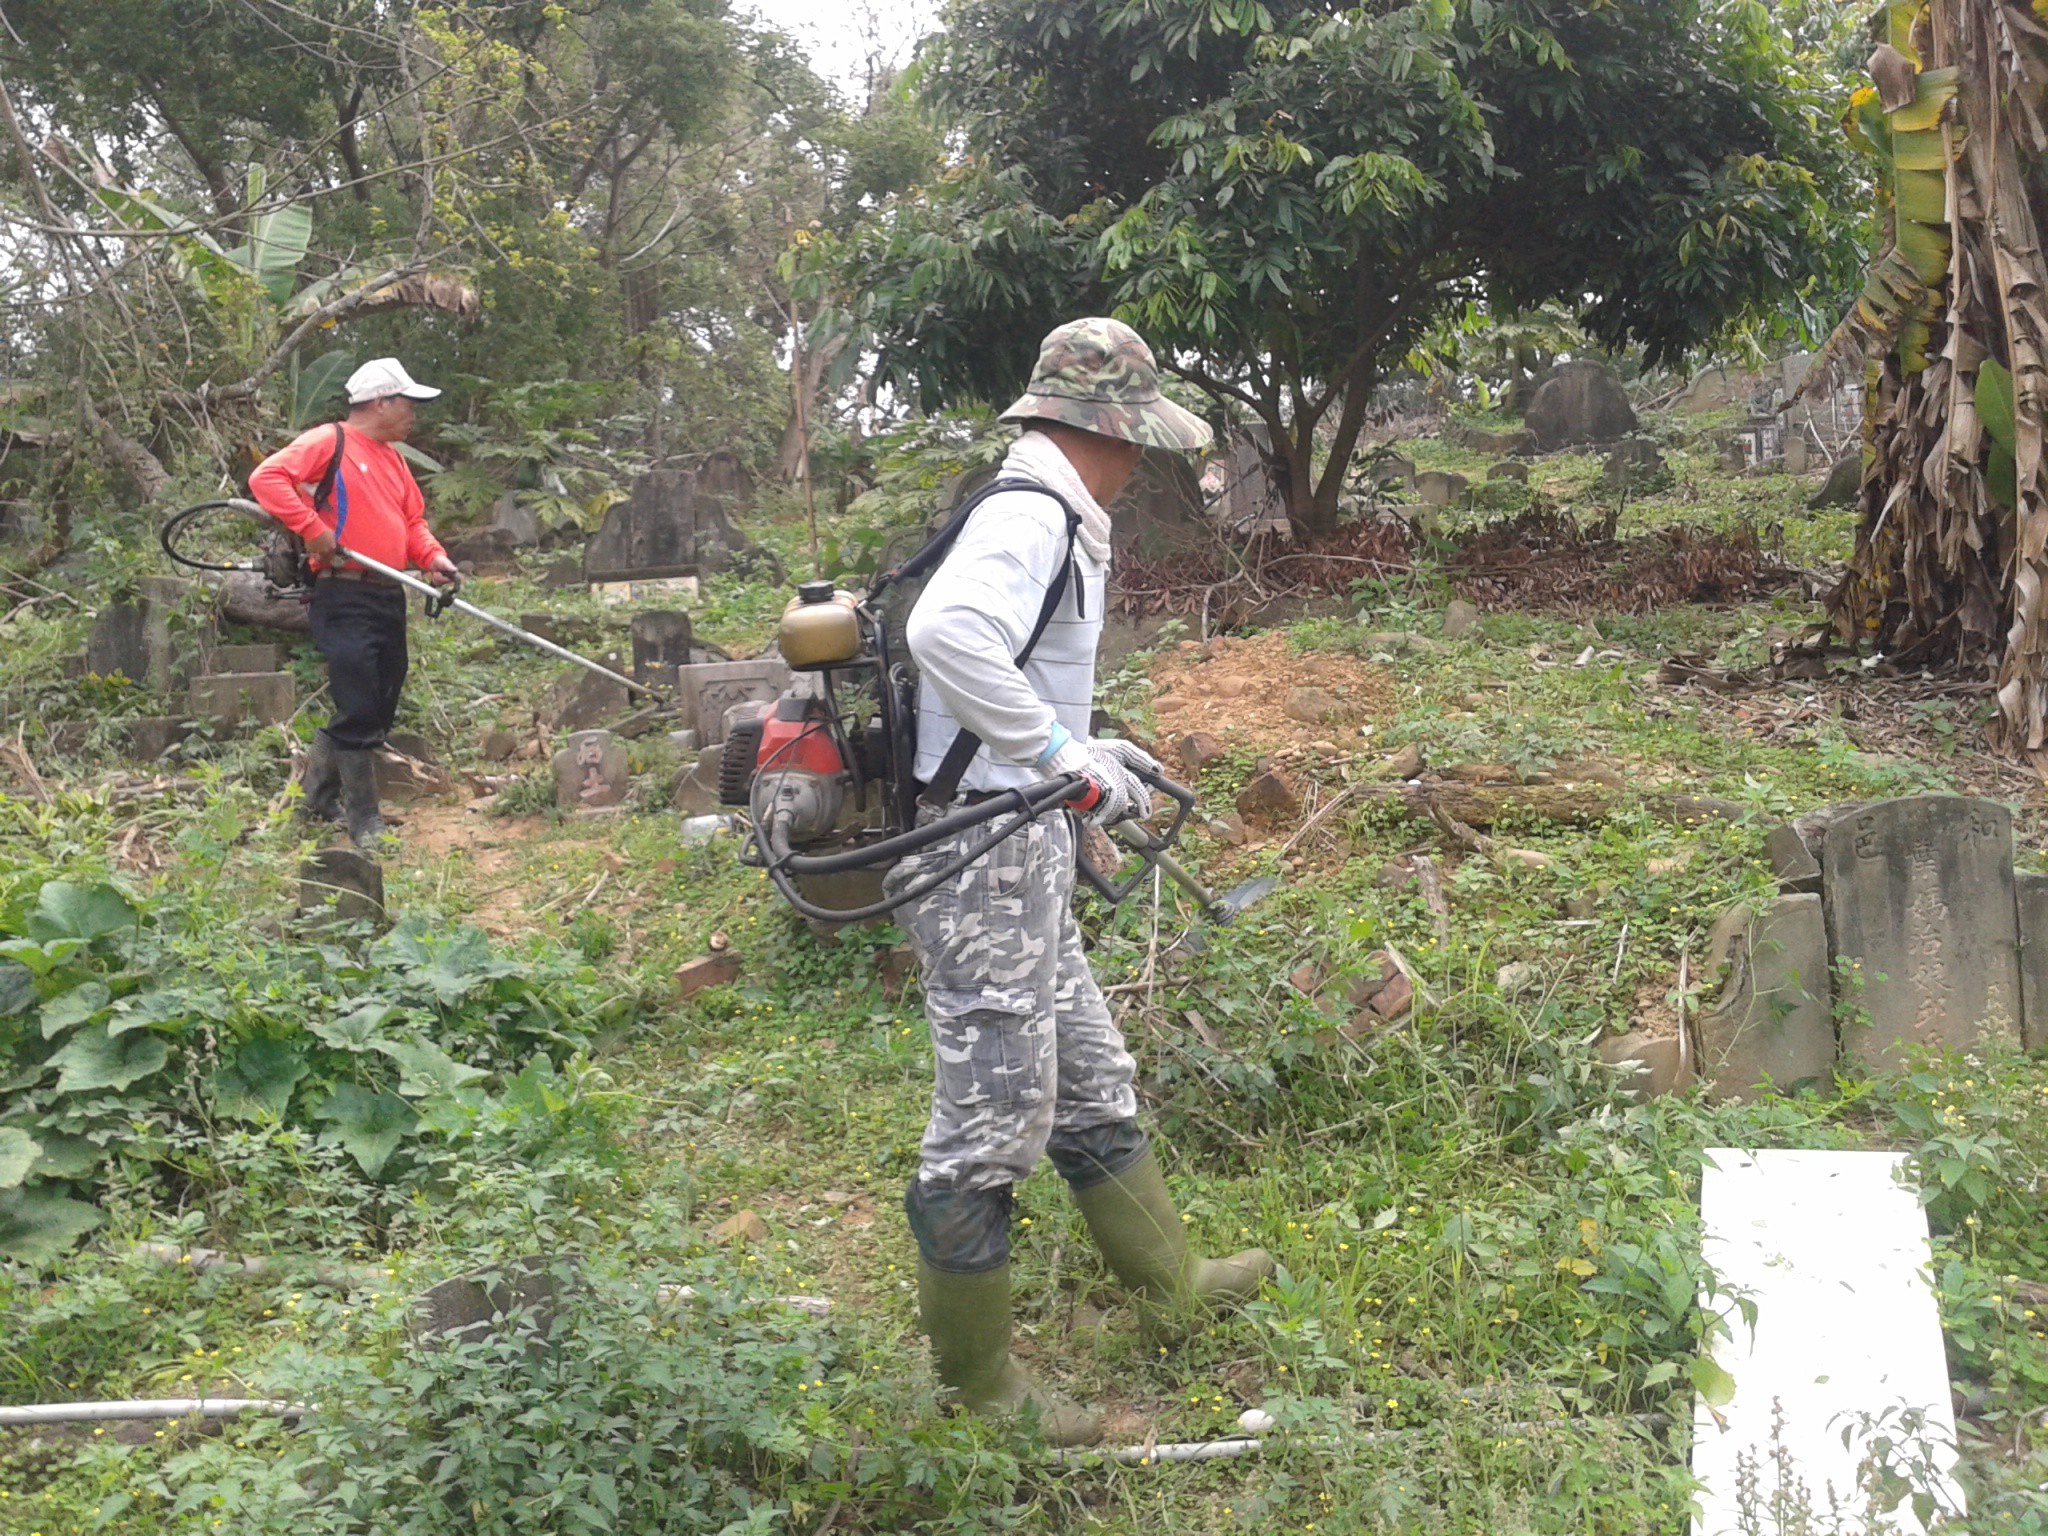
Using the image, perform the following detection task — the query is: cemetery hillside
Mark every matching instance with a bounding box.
[4,1,2048,1533]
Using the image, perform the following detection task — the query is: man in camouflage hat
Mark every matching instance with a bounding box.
[886,318,1272,1447]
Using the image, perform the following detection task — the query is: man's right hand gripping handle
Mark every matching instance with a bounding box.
[1042,727,1161,828]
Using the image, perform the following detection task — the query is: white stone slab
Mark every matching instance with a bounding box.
[1694,1148,1964,1535]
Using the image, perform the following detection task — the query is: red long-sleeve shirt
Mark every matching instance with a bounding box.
[248,423,447,575]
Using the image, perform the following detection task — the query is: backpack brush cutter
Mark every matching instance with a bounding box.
[722,567,1278,929]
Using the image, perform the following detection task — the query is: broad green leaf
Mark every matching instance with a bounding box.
[1690,1355,1737,1407]
[0,1128,40,1190]
[0,961,31,1017]
[373,925,521,1006]
[1891,124,1951,171]
[1892,168,1946,225]
[208,1037,310,1121]
[1988,447,2019,510]
[49,1022,169,1094]
[395,442,446,475]
[1889,65,1958,133]
[109,985,213,1037]
[1894,216,1949,283]
[1977,359,2016,450]
[370,1036,489,1098]
[0,937,83,975]
[292,350,357,430]
[314,1084,417,1177]
[25,1132,99,1180]
[308,1001,400,1052]
[29,882,137,944]
[0,1185,104,1267]
[40,981,111,1040]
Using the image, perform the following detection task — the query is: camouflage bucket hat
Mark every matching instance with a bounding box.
[999,317,1213,452]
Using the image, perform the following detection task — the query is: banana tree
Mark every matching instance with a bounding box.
[1804,0,2048,749]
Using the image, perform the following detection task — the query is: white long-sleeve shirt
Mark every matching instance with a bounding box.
[907,445,1107,794]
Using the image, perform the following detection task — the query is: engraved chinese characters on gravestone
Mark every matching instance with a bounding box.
[1821,796,2022,1066]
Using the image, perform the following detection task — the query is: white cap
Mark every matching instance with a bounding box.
[345,357,441,404]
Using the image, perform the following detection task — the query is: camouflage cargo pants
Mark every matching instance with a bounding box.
[884,809,1139,1193]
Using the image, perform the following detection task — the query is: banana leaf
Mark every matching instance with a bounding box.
[1893,168,1947,225]
[1889,65,1959,132]
[1976,360,2018,508]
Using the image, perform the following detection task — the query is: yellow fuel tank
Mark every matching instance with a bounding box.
[779,581,861,667]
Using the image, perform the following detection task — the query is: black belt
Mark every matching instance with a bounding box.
[317,568,401,588]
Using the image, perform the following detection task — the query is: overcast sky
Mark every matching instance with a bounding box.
[748,0,942,96]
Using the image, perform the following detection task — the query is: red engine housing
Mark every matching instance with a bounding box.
[754,698,846,778]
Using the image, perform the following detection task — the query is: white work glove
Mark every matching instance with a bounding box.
[1042,729,1160,827]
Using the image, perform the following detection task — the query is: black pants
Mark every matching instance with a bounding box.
[307,578,408,751]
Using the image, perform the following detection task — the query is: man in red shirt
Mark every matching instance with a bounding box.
[249,357,461,851]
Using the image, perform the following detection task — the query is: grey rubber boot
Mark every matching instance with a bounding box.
[1070,1149,1273,1343]
[917,1262,1101,1448]
[298,730,342,824]
[335,748,390,853]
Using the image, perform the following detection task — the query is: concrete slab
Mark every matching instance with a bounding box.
[1694,1148,1964,1536]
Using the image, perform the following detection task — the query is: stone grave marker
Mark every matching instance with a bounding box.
[211,642,282,673]
[413,1255,573,1356]
[584,465,702,582]
[2014,873,2048,1052]
[1413,470,1468,507]
[1209,428,1288,538]
[1695,895,1835,1102]
[540,661,633,733]
[1821,795,2023,1065]
[677,658,789,744]
[126,716,190,762]
[188,671,295,729]
[298,847,387,929]
[1523,360,1638,451]
[552,729,630,812]
[631,610,693,691]
[1107,448,1211,559]
[671,742,725,815]
[86,576,201,690]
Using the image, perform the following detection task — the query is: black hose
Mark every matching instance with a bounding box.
[757,777,1084,924]
[159,500,265,574]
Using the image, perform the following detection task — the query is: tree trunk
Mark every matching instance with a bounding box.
[1820,0,2048,750]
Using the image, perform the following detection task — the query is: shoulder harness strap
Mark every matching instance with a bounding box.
[915,477,1086,808]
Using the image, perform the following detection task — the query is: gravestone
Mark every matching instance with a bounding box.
[631,611,694,690]
[2014,873,2048,1052]
[413,1255,572,1357]
[126,716,190,762]
[436,525,520,574]
[1413,470,1468,507]
[188,671,295,729]
[489,493,541,548]
[1109,448,1211,559]
[1488,461,1530,483]
[552,729,630,812]
[1523,360,1638,451]
[1601,437,1667,490]
[671,742,726,815]
[677,658,790,744]
[1822,796,2024,1065]
[694,448,755,511]
[1696,895,1835,1102]
[87,576,200,690]
[298,847,387,929]
[540,661,633,732]
[1207,428,1288,538]
[211,642,282,673]
[585,466,696,580]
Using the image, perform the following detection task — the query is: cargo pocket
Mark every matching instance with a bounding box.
[927,984,1045,1113]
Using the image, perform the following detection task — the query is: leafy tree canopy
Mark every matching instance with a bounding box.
[824,0,1862,533]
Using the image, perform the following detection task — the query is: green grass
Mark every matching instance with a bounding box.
[2,453,2045,1534]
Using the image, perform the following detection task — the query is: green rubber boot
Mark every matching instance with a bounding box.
[298,730,342,824]
[1070,1150,1274,1342]
[917,1262,1101,1448]
[335,748,392,854]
